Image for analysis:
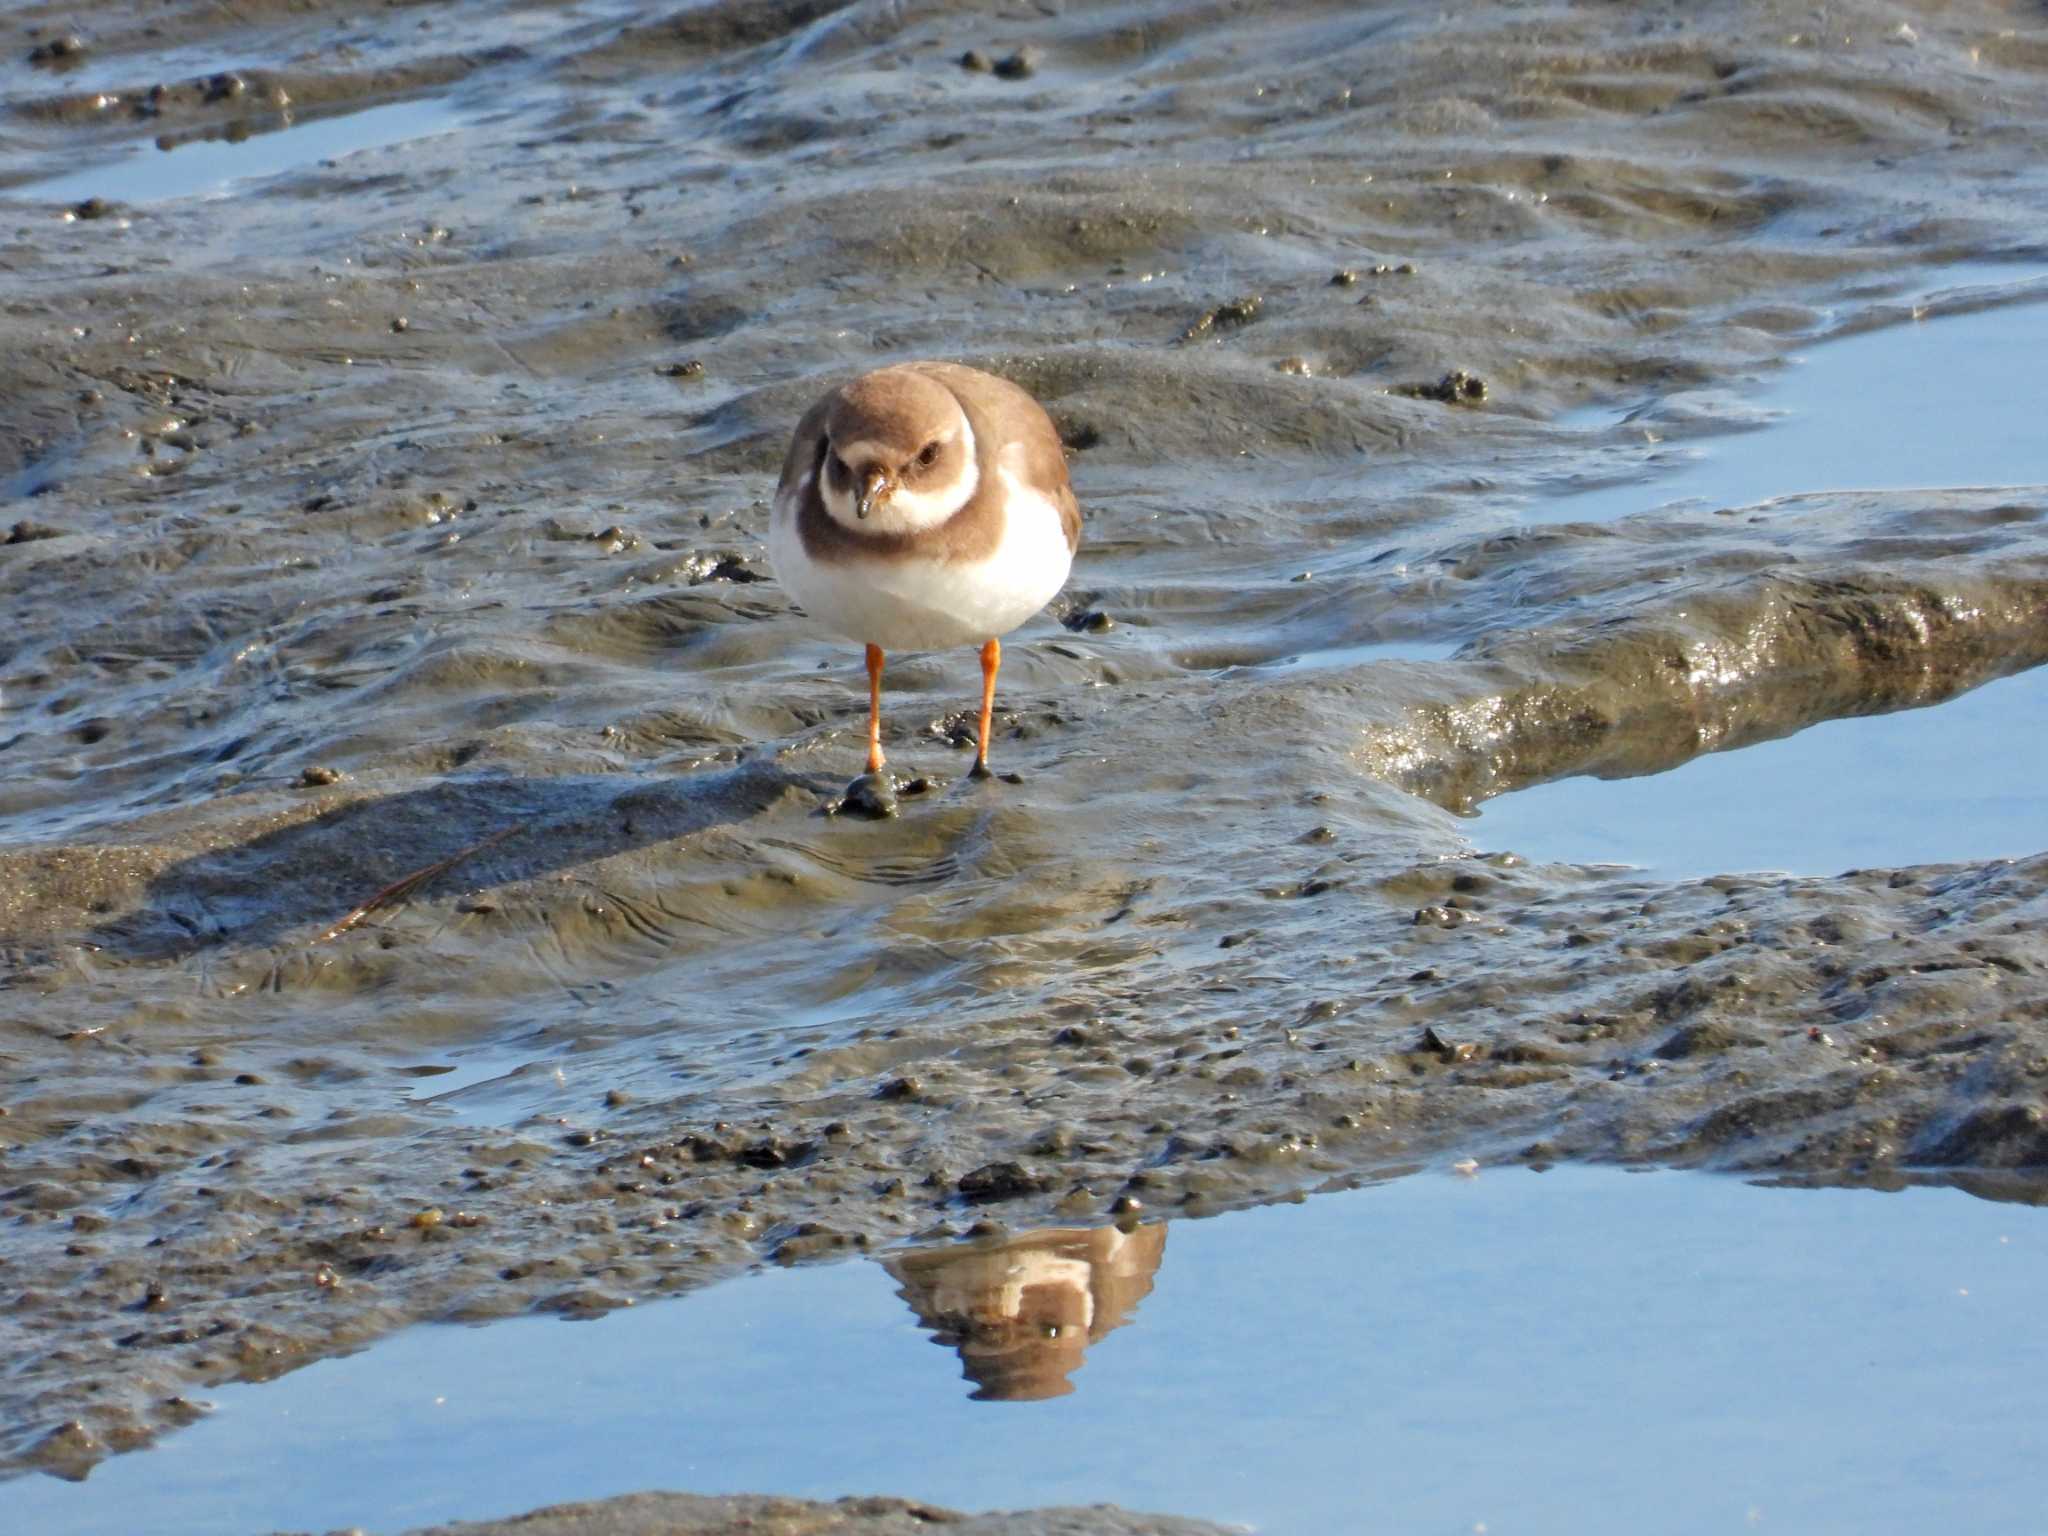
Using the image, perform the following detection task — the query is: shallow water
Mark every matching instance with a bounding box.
[14,1167,2045,1536]
[1468,289,2048,875]
[8,98,469,207]
[1534,273,2048,526]
[7,0,2048,1492]
[1241,636,1458,675]
[1474,660,2048,877]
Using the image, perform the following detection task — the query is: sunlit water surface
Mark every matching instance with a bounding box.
[15,1166,2043,1536]
[1479,283,2048,877]
[1536,276,2048,526]
[1475,661,2048,877]
[6,98,467,206]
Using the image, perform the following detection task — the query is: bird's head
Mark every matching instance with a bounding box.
[819,369,977,535]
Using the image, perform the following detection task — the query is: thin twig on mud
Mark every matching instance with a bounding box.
[312,825,521,945]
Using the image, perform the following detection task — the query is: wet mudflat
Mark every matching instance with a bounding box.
[14,1167,2048,1536]
[4,0,2048,1523]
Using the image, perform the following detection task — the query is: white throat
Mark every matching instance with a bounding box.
[820,411,978,535]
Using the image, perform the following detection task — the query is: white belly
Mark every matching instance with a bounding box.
[769,470,1074,652]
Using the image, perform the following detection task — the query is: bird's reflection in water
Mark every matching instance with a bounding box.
[884,1223,1168,1401]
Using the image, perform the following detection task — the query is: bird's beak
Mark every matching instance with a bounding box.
[857,466,895,520]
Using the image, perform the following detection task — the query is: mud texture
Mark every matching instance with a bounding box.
[372,1493,1236,1536]
[4,0,2048,1496]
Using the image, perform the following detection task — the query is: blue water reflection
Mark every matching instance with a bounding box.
[14,1166,2044,1536]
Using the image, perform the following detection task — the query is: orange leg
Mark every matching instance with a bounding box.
[865,643,887,774]
[972,636,1000,778]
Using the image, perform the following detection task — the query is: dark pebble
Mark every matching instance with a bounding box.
[958,1161,1047,1202]
[29,35,87,69]
[1178,293,1262,342]
[738,1135,814,1169]
[1395,370,1487,406]
[827,770,900,819]
[993,46,1039,79]
[1034,1124,1076,1153]
[71,198,116,221]
[1419,1025,1478,1062]
[959,48,993,72]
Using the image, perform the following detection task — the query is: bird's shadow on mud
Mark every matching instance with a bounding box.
[81,756,826,961]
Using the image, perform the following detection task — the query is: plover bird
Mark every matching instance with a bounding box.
[769,362,1082,784]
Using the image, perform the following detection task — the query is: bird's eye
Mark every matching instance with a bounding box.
[917,442,940,468]
[827,452,849,482]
